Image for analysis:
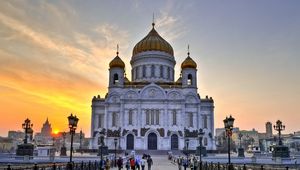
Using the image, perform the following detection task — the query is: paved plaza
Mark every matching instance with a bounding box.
[109,155,177,170]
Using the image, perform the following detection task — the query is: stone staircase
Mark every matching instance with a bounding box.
[121,150,183,155]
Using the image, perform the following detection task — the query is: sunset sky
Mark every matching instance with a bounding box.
[0,1,299,137]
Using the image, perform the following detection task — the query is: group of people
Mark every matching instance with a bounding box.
[176,156,199,170]
[116,154,153,170]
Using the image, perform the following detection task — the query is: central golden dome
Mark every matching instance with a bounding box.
[132,24,174,56]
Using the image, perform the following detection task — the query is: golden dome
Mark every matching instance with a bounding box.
[181,56,197,69]
[109,56,125,68]
[132,25,174,56]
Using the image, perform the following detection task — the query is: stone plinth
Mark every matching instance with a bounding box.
[60,146,67,156]
[98,146,108,156]
[238,148,245,157]
[16,143,34,157]
[272,145,290,158]
[196,146,207,156]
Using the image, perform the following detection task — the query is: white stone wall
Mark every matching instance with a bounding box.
[90,83,215,150]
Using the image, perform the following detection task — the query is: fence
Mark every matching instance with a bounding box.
[191,161,293,170]
[0,161,104,170]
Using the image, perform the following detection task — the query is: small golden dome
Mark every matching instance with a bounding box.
[181,56,197,69]
[132,26,174,56]
[109,56,125,68]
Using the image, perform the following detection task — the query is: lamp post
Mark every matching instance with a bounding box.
[79,130,83,155]
[114,138,118,167]
[99,130,105,170]
[272,120,289,158]
[238,133,244,157]
[22,118,33,144]
[67,113,79,170]
[274,120,285,146]
[60,132,67,156]
[185,139,189,159]
[198,129,205,170]
[223,115,235,170]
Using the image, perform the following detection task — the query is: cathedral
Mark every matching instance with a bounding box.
[90,22,216,151]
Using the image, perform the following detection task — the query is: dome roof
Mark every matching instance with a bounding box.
[181,56,197,69]
[132,25,174,56]
[109,56,125,68]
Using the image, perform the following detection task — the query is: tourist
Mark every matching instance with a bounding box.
[100,159,105,170]
[125,159,130,170]
[117,157,123,170]
[147,155,153,170]
[140,157,146,170]
[105,158,111,170]
[135,156,141,170]
[177,157,182,170]
[183,158,188,170]
[130,157,136,170]
[189,157,194,170]
[192,157,198,170]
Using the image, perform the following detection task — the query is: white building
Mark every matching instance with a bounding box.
[90,23,216,151]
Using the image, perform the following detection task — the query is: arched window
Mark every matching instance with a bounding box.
[187,74,192,85]
[112,112,117,127]
[151,110,155,125]
[160,65,163,78]
[204,137,208,146]
[151,65,155,77]
[155,110,159,125]
[142,65,146,78]
[172,110,177,125]
[189,113,193,127]
[98,114,103,128]
[146,110,150,125]
[134,67,137,79]
[128,110,133,125]
[113,74,119,84]
[203,115,208,129]
[167,67,170,79]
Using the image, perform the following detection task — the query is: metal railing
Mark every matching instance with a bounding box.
[1,161,104,170]
[188,161,294,170]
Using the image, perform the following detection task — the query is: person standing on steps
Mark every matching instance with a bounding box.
[117,157,123,170]
[177,157,182,170]
[130,157,136,170]
[140,157,146,170]
[147,155,153,170]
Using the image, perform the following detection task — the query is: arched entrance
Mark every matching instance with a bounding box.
[148,133,157,150]
[126,134,134,150]
[171,134,178,150]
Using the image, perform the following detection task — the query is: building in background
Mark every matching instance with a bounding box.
[265,122,273,138]
[34,118,53,144]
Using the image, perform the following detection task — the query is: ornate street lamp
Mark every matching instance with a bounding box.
[223,115,235,170]
[67,113,79,170]
[114,138,118,167]
[198,129,205,170]
[185,138,189,160]
[22,118,33,144]
[79,130,83,155]
[99,130,106,170]
[238,133,244,157]
[272,120,289,158]
[60,132,67,156]
[273,120,285,146]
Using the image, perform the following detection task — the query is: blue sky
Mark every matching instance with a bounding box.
[0,0,299,136]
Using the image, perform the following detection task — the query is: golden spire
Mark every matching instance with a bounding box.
[187,44,190,57]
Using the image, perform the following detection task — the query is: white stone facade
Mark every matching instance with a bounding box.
[90,26,216,151]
